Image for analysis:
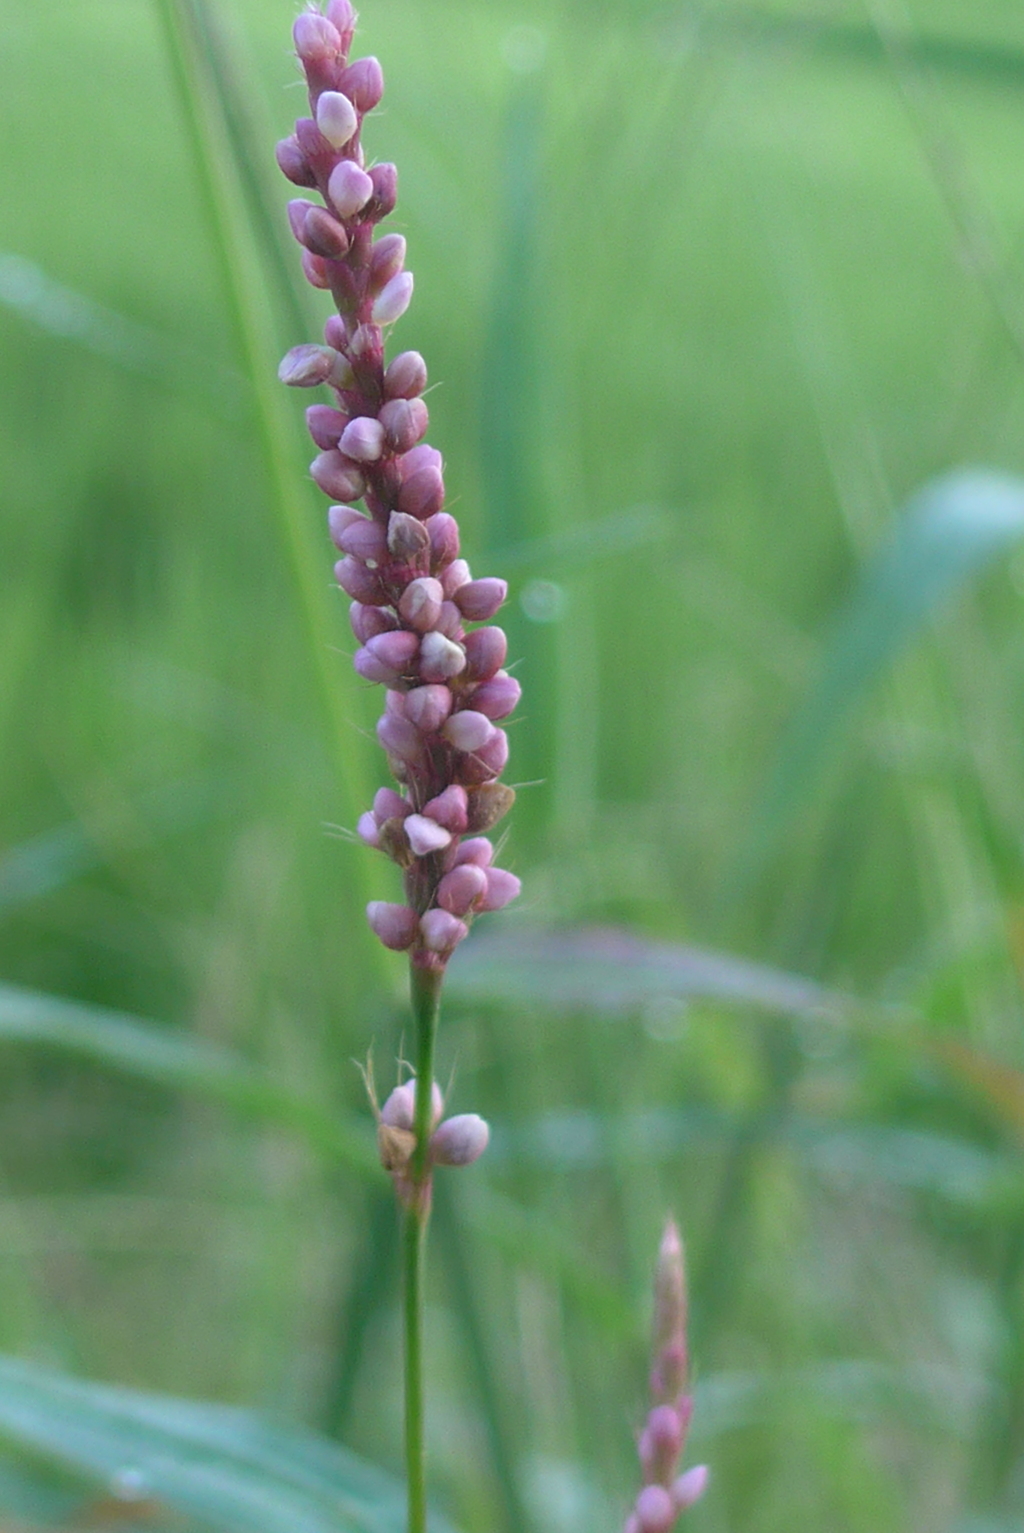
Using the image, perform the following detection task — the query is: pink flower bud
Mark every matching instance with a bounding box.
[465,783,515,833]
[426,512,459,566]
[312,451,366,500]
[470,671,521,720]
[441,558,471,597]
[455,578,507,621]
[366,629,419,673]
[436,862,487,915]
[293,11,342,62]
[328,505,364,547]
[301,250,332,289]
[338,516,387,563]
[400,445,442,478]
[398,466,444,519]
[463,626,507,681]
[478,867,521,912]
[276,135,316,187]
[422,784,468,833]
[367,162,398,217]
[443,710,494,752]
[404,685,452,733]
[325,0,356,45]
[372,270,414,325]
[379,397,428,453]
[639,1405,684,1485]
[419,631,466,682]
[381,1077,444,1131]
[373,787,410,823]
[356,811,380,847]
[328,158,375,217]
[433,600,462,640]
[398,576,443,632]
[302,204,350,259]
[335,556,385,603]
[454,837,494,868]
[377,712,425,764]
[340,55,384,111]
[354,645,400,685]
[430,1113,490,1167]
[671,1466,709,1513]
[366,901,419,951]
[339,416,385,462]
[279,343,348,387]
[384,351,428,400]
[404,814,451,856]
[307,404,348,450]
[287,198,317,241]
[419,908,469,955]
[387,511,430,560]
[316,90,358,148]
[634,1485,675,1533]
[369,233,406,290]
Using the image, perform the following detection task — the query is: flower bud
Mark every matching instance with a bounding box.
[350,603,396,642]
[465,783,515,833]
[335,556,384,603]
[279,343,349,388]
[381,1077,444,1131]
[479,866,520,912]
[463,626,507,681]
[443,710,494,753]
[455,578,507,621]
[307,404,349,450]
[422,784,468,833]
[639,1405,684,1486]
[313,451,366,501]
[287,198,317,241]
[372,270,413,325]
[367,161,398,218]
[301,250,332,288]
[404,685,453,733]
[366,901,418,951]
[426,512,459,566]
[436,862,487,915]
[354,645,399,685]
[369,232,406,290]
[293,11,342,62]
[373,787,410,823]
[441,558,471,596]
[379,397,428,453]
[454,836,494,868]
[388,511,430,560]
[338,516,387,563]
[419,908,469,955]
[377,712,425,764]
[339,416,385,462]
[399,576,444,632]
[430,1113,490,1167]
[348,322,383,366]
[671,1466,709,1513]
[356,810,380,847]
[366,629,419,673]
[397,466,444,519]
[303,204,351,259]
[634,1485,675,1533]
[328,158,375,217]
[384,350,428,400]
[340,55,385,112]
[276,135,317,187]
[325,0,356,35]
[316,90,358,148]
[404,813,451,856]
[470,671,521,720]
[419,631,466,682]
[328,504,364,547]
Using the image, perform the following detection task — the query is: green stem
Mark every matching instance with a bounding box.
[403,964,443,1533]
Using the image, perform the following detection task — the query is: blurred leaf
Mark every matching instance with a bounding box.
[448,923,847,1015]
[0,984,375,1178]
[741,470,1024,880]
[0,1355,454,1533]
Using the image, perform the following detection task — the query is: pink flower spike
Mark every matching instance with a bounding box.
[373,271,414,325]
[405,814,452,856]
[436,862,487,916]
[404,685,453,733]
[357,811,380,848]
[430,1113,490,1167]
[478,867,521,912]
[366,901,419,952]
[419,908,469,955]
[422,784,468,833]
[373,787,410,824]
[316,90,358,149]
[671,1466,709,1514]
[443,711,494,753]
[454,837,494,868]
[339,416,386,463]
[328,159,375,218]
[634,1485,675,1533]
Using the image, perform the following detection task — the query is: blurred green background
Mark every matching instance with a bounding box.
[5,0,1024,1529]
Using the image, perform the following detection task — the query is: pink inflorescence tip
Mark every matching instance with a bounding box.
[277,4,521,970]
[623,1222,709,1533]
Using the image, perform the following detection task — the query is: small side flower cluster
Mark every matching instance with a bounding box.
[277,2,520,971]
[374,1075,489,1209]
[625,1222,709,1533]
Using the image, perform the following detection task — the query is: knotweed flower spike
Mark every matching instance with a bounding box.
[625,1222,709,1533]
[277,0,521,977]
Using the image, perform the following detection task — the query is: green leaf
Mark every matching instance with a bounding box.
[447,924,846,1016]
[0,984,376,1179]
[741,469,1024,880]
[0,1355,456,1533]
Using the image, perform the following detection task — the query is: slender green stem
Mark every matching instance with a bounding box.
[403,964,443,1533]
